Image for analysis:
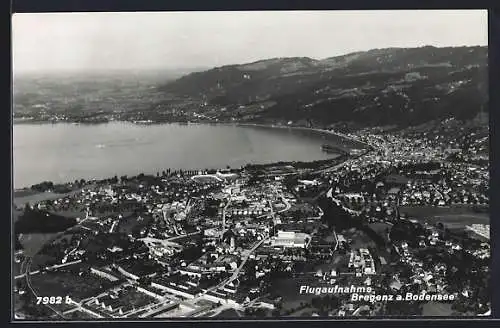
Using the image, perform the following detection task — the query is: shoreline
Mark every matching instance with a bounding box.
[14,119,369,147]
[231,122,369,149]
[13,120,367,191]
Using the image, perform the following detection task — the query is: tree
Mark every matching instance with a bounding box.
[311,297,321,309]
[24,203,32,213]
[254,308,267,317]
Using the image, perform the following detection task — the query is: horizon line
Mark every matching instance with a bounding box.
[13,44,488,75]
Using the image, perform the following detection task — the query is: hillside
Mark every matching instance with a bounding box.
[160,46,488,127]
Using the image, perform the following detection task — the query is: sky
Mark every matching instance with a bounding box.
[12,10,488,73]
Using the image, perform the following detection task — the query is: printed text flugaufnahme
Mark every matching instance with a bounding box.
[299,285,456,302]
[299,285,372,295]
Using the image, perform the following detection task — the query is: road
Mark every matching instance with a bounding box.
[269,183,291,214]
[255,194,289,219]
[333,230,339,252]
[109,220,118,233]
[139,191,270,318]
[325,188,362,215]
[224,236,269,286]
[19,215,93,319]
[140,235,270,318]
[268,199,276,221]
[429,184,445,202]
[278,197,291,213]
[259,136,375,180]
[191,174,223,182]
[25,259,67,319]
[466,225,490,240]
[165,231,201,242]
[311,147,375,175]
[186,236,270,310]
[131,196,237,318]
[196,235,270,297]
[161,207,181,235]
[309,128,372,149]
[15,259,82,280]
[311,159,352,175]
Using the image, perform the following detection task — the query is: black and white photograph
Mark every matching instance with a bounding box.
[12,10,490,320]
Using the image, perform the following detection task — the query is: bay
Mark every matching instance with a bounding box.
[13,122,343,189]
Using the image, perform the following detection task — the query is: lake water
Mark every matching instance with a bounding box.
[13,122,346,189]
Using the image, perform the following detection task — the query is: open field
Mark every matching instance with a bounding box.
[368,222,392,244]
[30,271,116,301]
[31,254,59,270]
[271,276,318,312]
[19,233,59,257]
[192,176,221,184]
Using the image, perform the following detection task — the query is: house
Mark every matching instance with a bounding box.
[390,279,403,291]
[91,267,119,282]
[179,267,203,278]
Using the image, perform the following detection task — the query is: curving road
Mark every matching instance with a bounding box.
[19,215,93,320]
[25,259,67,319]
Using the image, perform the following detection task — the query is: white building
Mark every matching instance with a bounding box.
[271,231,311,248]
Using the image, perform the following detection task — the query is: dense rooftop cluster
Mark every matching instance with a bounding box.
[14,125,489,319]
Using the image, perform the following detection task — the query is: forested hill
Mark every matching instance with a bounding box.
[160,46,488,127]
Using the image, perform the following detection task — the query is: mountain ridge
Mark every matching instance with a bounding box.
[159,45,488,127]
